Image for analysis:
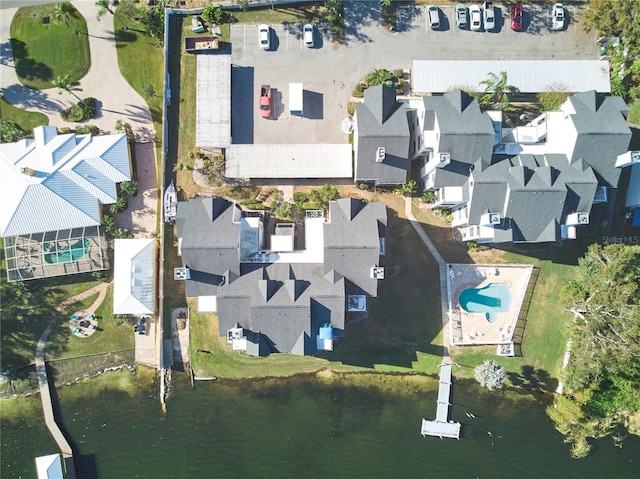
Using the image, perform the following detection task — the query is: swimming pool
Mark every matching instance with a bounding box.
[459,283,512,322]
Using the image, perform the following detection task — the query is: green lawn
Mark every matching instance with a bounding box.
[47,285,134,360]
[628,100,640,125]
[0,98,49,133]
[411,199,588,389]
[114,14,164,134]
[10,3,90,90]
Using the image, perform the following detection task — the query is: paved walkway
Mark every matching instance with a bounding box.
[35,280,111,479]
[404,197,451,360]
[0,2,154,139]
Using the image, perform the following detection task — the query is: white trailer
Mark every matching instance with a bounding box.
[289,83,303,117]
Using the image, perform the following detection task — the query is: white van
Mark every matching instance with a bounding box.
[427,5,440,30]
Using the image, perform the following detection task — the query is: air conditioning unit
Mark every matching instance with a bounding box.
[577,213,589,224]
[174,268,190,280]
[489,213,501,225]
[615,150,640,168]
[376,147,386,163]
[370,267,385,280]
[437,152,451,168]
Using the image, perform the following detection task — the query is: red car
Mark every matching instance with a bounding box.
[510,4,523,31]
[260,85,273,119]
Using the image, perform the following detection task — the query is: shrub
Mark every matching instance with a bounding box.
[293,192,308,203]
[80,97,97,118]
[0,120,28,143]
[275,202,293,219]
[357,182,370,190]
[74,124,99,135]
[67,104,84,122]
[474,360,506,391]
[421,191,436,203]
[58,127,72,134]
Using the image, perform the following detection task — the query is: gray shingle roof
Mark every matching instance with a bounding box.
[176,197,242,295]
[469,154,598,242]
[179,198,385,356]
[422,91,494,167]
[354,86,411,185]
[565,91,632,188]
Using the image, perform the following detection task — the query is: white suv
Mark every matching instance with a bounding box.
[483,2,495,31]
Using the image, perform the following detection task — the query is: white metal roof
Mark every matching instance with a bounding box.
[627,164,640,209]
[412,60,611,94]
[0,126,130,237]
[113,238,156,315]
[225,144,352,178]
[35,454,63,479]
[196,54,231,148]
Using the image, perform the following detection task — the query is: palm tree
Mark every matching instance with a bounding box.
[54,2,84,35]
[96,0,128,31]
[52,74,82,101]
[479,71,519,111]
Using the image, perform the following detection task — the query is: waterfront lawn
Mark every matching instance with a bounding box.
[411,201,584,389]
[0,97,49,132]
[327,193,444,374]
[189,299,362,378]
[10,3,90,90]
[47,285,134,360]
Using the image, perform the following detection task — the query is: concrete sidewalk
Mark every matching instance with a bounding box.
[0,1,154,139]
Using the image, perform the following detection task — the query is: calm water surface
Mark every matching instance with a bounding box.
[1,370,637,478]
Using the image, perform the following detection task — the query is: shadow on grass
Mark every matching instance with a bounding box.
[10,38,53,84]
[507,365,558,393]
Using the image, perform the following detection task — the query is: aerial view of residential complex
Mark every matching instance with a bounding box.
[1,1,639,478]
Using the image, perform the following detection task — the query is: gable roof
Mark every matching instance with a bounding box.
[181,198,386,355]
[354,85,411,185]
[113,239,156,314]
[470,154,598,242]
[176,197,242,286]
[35,454,63,479]
[422,91,495,166]
[0,126,130,237]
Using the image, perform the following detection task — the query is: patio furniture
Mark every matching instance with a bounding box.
[88,324,97,331]
[71,314,79,320]
[72,327,80,334]
[88,314,95,320]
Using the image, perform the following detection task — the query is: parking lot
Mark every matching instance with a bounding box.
[229,1,598,145]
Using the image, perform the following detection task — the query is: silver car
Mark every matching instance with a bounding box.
[455,4,468,29]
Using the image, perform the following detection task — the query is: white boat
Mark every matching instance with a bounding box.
[164,181,177,223]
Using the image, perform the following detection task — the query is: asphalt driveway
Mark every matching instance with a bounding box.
[231,1,598,145]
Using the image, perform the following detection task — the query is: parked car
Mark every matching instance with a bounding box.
[303,23,314,48]
[510,4,523,31]
[138,317,147,335]
[427,5,440,30]
[258,24,270,50]
[483,2,495,31]
[469,5,482,31]
[551,3,564,30]
[260,85,273,119]
[455,4,468,29]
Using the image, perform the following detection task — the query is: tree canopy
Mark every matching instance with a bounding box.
[551,243,640,457]
[583,0,640,101]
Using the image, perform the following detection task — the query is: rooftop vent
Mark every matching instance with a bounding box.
[376,147,386,163]
[20,167,36,176]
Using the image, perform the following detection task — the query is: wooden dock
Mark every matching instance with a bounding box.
[36,315,76,479]
[420,363,461,440]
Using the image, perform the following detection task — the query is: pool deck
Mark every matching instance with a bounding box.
[447,264,533,346]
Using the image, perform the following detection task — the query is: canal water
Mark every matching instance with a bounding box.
[1,369,637,478]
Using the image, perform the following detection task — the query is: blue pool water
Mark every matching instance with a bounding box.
[459,283,512,322]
